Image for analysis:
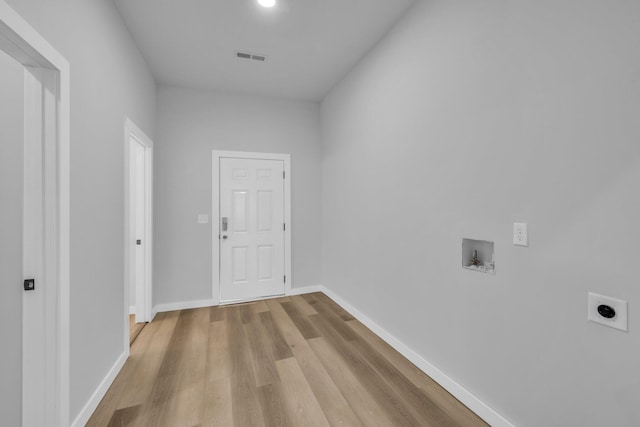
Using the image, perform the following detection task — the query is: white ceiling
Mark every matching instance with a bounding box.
[113,0,416,101]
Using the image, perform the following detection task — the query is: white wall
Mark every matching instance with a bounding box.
[154,86,322,305]
[321,1,640,426]
[4,0,157,420]
[0,47,24,427]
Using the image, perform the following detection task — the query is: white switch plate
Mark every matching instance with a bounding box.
[197,214,209,224]
[588,292,628,332]
[513,222,528,246]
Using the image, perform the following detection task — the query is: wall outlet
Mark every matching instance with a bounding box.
[588,292,628,332]
[513,222,528,247]
[197,214,209,224]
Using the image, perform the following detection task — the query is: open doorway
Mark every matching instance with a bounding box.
[124,118,153,347]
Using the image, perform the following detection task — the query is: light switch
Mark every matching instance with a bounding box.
[198,214,209,224]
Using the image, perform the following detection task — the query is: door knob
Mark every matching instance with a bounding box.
[222,235,228,240]
[24,279,35,291]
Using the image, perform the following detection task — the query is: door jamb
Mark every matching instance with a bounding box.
[0,1,71,425]
[211,150,292,306]
[123,118,153,351]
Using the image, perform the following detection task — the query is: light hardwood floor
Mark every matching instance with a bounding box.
[129,314,146,346]
[89,293,488,427]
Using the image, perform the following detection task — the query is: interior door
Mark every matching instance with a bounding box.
[219,157,285,302]
[0,47,24,427]
[131,137,146,322]
[1,7,70,424]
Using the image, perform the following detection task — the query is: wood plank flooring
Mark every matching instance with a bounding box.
[129,314,146,346]
[88,293,488,427]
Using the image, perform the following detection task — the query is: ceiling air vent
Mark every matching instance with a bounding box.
[236,51,267,62]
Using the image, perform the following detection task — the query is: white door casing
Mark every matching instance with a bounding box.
[124,117,153,348]
[212,151,291,305]
[0,1,71,425]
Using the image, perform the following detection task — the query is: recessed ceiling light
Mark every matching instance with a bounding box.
[257,0,276,8]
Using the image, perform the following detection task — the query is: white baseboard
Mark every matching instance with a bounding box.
[70,350,128,427]
[129,305,135,315]
[152,299,216,316]
[286,285,323,296]
[318,285,514,427]
[150,288,321,318]
[150,305,159,322]
[216,286,323,306]
[149,288,325,320]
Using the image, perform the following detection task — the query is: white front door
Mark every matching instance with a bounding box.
[219,157,285,302]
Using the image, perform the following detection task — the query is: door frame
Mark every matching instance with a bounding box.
[0,1,71,425]
[211,150,292,305]
[124,118,153,346]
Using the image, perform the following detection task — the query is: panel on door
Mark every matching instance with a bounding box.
[219,158,285,302]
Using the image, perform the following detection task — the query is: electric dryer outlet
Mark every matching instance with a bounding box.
[588,292,628,332]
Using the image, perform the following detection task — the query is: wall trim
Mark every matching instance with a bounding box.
[317,285,514,427]
[150,287,323,317]
[70,350,128,427]
[285,285,323,296]
[150,306,158,322]
[153,299,217,315]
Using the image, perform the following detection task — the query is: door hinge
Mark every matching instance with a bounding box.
[283,171,285,179]
[284,275,286,284]
[283,222,286,231]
